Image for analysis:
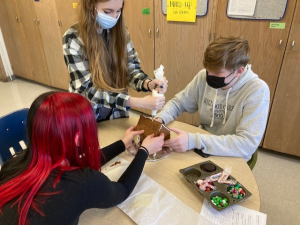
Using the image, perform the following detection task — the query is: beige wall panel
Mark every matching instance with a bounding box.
[15,0,50,85]
[263,0,300,156]
[0,0,33,80]
[33,0,69,90]
[124,0,155,115]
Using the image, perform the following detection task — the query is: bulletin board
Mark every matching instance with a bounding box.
[162,0,209,17]
[227,0,289,20]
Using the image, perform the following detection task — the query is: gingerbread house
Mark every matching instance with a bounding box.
[134,115,170,143]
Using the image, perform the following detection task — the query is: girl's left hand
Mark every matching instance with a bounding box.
[149,77,168,94]
[121,126,144,148]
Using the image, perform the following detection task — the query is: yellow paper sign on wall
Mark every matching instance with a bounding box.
[167,0,197,22]
[73,3,78,9]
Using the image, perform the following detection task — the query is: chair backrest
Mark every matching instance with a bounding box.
[247,149,258,170]
[0,108,29,166]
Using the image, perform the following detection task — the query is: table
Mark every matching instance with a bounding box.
[79,118,260,224]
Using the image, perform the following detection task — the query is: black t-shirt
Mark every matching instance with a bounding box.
[0,140,148,225]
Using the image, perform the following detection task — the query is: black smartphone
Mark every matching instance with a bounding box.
[194,148,210,158]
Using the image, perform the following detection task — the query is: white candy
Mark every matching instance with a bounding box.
[196,179,204,185]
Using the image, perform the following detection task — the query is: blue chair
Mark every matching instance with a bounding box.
[0,108,29,166]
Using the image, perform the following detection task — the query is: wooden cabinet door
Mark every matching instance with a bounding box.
[0,0,33,80]
[213,0,297,104]
[0,55,7,82]
[55,0,80,37]
[154,0,214,125]
[15,0,50,86]
[33,0,69,90]
[123,0,155,115]
[263,1,300,156]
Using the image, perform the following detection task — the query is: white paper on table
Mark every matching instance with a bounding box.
[101,156,130,181]
[200,199,267,225]
[102,156,215,225]
[227,0,257,16]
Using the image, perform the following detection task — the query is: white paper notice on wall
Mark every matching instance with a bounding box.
[227,0,257,16]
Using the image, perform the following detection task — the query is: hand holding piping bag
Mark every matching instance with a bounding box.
[152,65,167,116]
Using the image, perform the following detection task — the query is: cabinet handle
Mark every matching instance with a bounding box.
[291,41,295,50]
[156,28,159,36]
[149,29,151,38]
[278,40,282,49]
[60,21,63,27]
[213,33,216,41]
[37,19,40,25]
[16,17,19,22]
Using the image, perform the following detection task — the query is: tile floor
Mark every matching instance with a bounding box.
[0,78,300,225]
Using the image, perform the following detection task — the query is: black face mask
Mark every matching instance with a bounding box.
[206,70,235,89]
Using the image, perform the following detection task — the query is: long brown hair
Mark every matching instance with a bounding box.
[77,0,128,92]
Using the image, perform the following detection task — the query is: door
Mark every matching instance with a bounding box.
[33,0,69,90]
[0,0,33,80]
[123,0,155,115]
[55,0,80,37]
[15,0,50,85]
[213,0,297,104]
[263,0,300,156]
[154,0,215,125]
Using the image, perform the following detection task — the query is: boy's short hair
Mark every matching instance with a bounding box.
[203,36,250,72]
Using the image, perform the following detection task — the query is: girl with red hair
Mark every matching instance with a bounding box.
[0,91,164,225]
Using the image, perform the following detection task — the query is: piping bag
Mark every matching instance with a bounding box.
[152,64,164,116]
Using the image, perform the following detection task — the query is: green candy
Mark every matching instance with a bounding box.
[211,196,229,208]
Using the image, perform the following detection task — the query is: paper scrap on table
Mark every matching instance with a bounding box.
[102,156,215,225]
[227,0,257,16]
[200,199,267,225]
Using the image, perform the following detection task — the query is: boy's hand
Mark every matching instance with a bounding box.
[164,128,189,152]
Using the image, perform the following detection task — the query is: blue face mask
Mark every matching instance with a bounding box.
[95,9,121,29]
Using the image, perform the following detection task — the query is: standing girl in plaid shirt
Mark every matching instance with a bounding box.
[63,0,168,122]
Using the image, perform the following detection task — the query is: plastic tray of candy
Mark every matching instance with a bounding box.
[179,160,252,211]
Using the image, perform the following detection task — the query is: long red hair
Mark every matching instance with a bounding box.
[0,92,102,225]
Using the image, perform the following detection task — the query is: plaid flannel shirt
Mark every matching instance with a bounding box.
[62,25,150,120]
